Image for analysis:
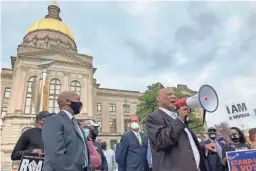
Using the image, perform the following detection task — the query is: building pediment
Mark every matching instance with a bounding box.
[17,45,92,68]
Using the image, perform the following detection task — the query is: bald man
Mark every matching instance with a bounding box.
[42,91,92,171]
[146,88,212,171]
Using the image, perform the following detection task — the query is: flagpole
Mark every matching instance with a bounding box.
[38,60,55,112]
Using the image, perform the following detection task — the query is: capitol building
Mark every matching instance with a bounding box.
[1,2,141,167]
[0,3,203,169]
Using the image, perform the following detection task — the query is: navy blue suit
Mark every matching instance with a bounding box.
[117,130,149,171]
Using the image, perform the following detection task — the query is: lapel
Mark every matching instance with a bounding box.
[60,111,84,141]
[130,130,141,146]
[158,109,175,123]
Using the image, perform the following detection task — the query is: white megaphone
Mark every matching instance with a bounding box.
[175,85,219,113]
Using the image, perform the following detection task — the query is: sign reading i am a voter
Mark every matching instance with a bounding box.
[227,149,256,171]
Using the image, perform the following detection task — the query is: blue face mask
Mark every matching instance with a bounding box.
[83,128,89,137]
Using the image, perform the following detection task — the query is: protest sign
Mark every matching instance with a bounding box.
[227,149,256,171]
[18,153,44,171]
[225,102,251,120]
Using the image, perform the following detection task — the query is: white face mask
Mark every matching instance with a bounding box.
[131,122,140,130]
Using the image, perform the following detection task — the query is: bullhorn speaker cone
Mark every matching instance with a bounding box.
[175,84,219,113]
[198,85,219,113]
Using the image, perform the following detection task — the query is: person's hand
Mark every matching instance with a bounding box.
[205,143,216,152]
[178,106,190,121]
[32,149,42,155]
[223,157,228,163]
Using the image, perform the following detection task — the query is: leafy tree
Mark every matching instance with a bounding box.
[137,83,205,134]
[214,122,230,142]
[137,82,164,128]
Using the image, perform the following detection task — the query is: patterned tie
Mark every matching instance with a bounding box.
[214,141,222,160]
[137,133,142,145]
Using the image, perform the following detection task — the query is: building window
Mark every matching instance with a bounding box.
[123,104,130,113]
[1,107,7,117]
[96,103,102,111]
[48,79,61,113]
[124,119,130,132]
[110,119,117,133]
[25,76,37,114]
[109,103,116,112]
[4,87,11,98]
[70,81,81,95]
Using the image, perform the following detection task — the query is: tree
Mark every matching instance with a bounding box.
[214,122,230,142]
[137,83,205,134]
[137,82,164,129]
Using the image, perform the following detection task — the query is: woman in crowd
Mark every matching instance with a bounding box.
[222,127,250,171]
[248,128,256,149]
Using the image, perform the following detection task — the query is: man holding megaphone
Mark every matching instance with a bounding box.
[147,87,217,171]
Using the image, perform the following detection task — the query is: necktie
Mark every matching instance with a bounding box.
[137,133,142,145]
[214,141,222,160]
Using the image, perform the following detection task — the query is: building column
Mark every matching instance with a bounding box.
[63,73,69,91]
[87,74,93,118]
[8,66,27,113]
[81,78,88,114]
[116,102,122,133]
[7,67,22,114]
[101,101,110,133]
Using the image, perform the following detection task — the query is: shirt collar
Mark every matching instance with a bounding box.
[62,110,73,120]
[132,129,140,136]
[159,107,177,120]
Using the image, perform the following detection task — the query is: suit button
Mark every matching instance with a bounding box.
[82,151,85,154]
[188,146,192,149]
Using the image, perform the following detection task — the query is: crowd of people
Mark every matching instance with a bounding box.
[11,89,256,171]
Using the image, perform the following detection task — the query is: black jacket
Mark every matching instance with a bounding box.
[11,127,43,160]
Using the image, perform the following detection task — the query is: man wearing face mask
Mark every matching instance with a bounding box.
[100,140,117,171]
[84,120,108,171]
[42,91,92,171]
[201,127,225,171]
[11,111,52,160]
[117,114,149,171]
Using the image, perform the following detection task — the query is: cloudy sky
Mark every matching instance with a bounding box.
[1,1,256,129]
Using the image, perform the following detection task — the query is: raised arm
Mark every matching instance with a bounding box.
[146,112,186,150]
[42,116,78,171]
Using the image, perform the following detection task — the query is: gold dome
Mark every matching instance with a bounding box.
[26,18,75,41]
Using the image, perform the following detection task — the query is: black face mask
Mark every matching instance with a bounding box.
[101,143,107,150]
[70,101,83,115]
[208,133,217,140]
[230,134,240,142]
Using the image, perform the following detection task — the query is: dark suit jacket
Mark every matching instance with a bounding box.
[201,139,225,171]
[117,130,149,171]
[146,109,208,171]
[42,111,92,171]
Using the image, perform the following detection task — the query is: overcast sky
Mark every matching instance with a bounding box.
[1,1,256,130]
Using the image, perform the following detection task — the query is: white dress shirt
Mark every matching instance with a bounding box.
[159,107,200,169]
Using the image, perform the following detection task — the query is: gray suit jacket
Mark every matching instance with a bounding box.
[146,109,208,171]
[42,111,92,171]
